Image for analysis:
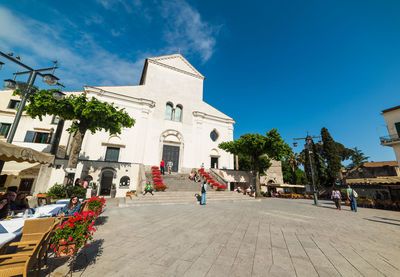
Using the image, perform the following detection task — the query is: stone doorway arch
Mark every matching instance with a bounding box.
[159,130,184,172]
[100,168,116,196]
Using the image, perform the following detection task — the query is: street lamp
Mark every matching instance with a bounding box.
[52,90,65,100]
[43,74,59,86]
[4,79,17,90]
[0,51,64,175]
[293,132,321,206]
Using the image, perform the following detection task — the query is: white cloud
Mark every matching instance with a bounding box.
[96,0,142,13]
[0,7,146,90]
[160,0,220,62]
[111,29,121,37]
[84,14,104,25]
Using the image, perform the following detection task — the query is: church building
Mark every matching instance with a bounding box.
[0,54,235,196]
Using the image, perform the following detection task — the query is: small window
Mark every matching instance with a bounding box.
[174,105,182,122]
[105,147,120,162]
[0,123,11,138]
[24,131,50,143]
[395,122,400,137]
[51,116,60,125]
[7,100,20,109]
[120,176,130,187]
[19,178,34,192]
[210,130,219,142]
[165,103,173,120]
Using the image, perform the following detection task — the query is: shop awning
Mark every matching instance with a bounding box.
[266,183,306,188]
[0,140,54,164]
[1,162,40,175]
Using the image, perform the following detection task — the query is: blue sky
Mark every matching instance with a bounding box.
[0,0,399,162]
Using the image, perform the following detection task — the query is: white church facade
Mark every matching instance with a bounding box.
[0,54,235,196]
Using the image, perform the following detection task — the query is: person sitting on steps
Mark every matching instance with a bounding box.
[143,181,154,195]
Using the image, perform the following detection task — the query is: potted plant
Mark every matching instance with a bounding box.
[50,211,97,257]
[126,190,136,196]
[37,192,48,198]
[90,182,98,197]
[110,183,117,198]
[154,183,167,191]
[86,196,106,214]
[211,182,220,189]
[217,184,227,191]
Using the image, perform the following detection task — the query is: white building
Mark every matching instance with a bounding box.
[0,54,235,196]
[380,105,400,167]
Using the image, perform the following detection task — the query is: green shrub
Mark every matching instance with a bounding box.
[67,186,87,198]
[47,184,67,199]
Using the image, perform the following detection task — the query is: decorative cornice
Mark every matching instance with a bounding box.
[101,142,126,148]
[192,111,235,125]
[84,86,155,108]
[148,59,205,80]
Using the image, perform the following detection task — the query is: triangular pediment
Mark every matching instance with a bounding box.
[148,54,204,79]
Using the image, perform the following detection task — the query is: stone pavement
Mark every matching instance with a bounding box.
[49,199,400,277]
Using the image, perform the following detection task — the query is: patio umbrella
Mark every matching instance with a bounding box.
[0,140,54,164]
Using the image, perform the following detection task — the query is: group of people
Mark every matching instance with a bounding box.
[0,188,30,219]
[160,160,174,175]
[331,185,358,212]
[189,171,201,182]
[235,186,255,197]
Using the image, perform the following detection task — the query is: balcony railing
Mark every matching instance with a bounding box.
[380,134,400,144]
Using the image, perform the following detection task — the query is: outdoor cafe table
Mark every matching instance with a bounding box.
[0,203,65,249]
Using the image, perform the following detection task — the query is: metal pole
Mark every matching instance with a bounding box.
[306,139,319,205]
[6,71,37,143]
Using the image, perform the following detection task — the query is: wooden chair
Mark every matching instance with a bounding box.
[79,200,88,213]
[9,219,61,268]
[0,231,47,277]
[19,217,55,243]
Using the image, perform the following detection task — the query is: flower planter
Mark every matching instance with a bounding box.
[56,241,77,257]
[37,193,47,198]
[126,193,135,197]
[345,200,350,206]
[91,189,98,197]
[110,189,116,198]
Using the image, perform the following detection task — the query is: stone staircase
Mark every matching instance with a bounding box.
[128,170,256,206]
[118,190,256,207]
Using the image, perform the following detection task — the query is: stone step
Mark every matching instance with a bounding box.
[119,198,260,207]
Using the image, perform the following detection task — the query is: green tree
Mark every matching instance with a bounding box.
[21,89,135,183]
[347,147,369,169]
[282,161,307,184]
[321,127,341,187]
[219,129,290,197]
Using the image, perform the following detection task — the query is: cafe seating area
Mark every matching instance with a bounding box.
[0,196,106,276]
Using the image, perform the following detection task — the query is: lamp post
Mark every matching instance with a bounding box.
[293,132,321,206]
[0,51,64,174]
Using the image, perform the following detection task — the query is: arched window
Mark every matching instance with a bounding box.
[120,176,130,187]
[174,105,182,122]
[165,103,173,120]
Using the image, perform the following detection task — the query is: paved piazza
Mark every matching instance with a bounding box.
[52,199,400,277]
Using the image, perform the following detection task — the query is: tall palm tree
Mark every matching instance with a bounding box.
[285,151,302,184]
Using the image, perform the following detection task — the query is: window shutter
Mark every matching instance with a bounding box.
[24,131,35,142]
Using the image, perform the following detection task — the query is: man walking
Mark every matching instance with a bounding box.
[160,160,165,175]
[346,185,358,212]
[200,180,207,205]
